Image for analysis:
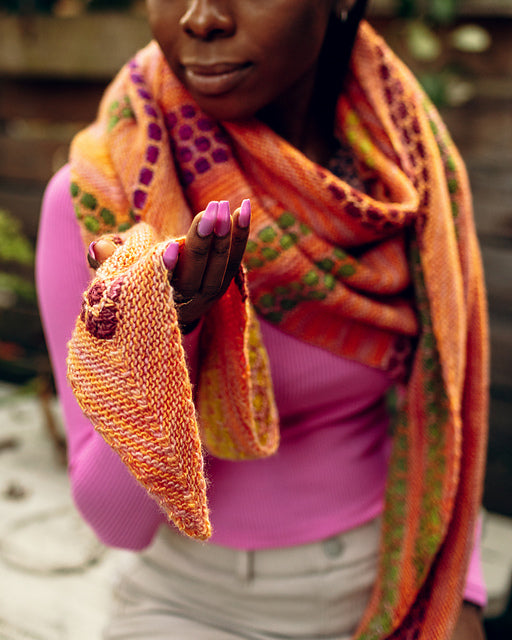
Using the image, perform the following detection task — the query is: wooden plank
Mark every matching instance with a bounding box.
[0,11,510,80]
[0,136,69,183]
[461,0,512,17]
[0,78,106,122]
[481,244,512,317]
[442,101,512,163]
[0,183,45,241]
[485,392,512,517]
[0,14,152,79]
[469,163,512,240]
[489,315,512,391]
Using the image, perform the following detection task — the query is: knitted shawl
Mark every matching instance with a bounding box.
[67,21,488,640]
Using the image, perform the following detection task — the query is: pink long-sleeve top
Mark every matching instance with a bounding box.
[36,165,487,607]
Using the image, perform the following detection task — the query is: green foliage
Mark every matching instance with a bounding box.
[395,0,492,106]
[0,209,43,384]
[0,273,36,305]
[0,209,34,267]
[0,209,36,307]
[396,0,459,22]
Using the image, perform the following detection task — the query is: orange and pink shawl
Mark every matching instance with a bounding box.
[67,22,488,640]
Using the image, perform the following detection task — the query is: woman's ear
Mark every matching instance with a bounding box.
[335,0,369,23]
[334,0,358,20]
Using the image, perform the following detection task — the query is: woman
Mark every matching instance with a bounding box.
[36,1,489,638]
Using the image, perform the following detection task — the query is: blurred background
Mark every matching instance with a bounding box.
[0,0,511,638]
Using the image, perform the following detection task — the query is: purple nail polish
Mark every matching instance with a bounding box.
[239,199,251,228]
[197,201,218,237]
[214,200,231,237]
[163,242,180,271]
[88,241,97,261]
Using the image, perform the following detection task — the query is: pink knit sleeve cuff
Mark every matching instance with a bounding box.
[462,515,487,608]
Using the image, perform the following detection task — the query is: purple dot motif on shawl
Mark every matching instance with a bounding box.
[195,136,211,152]
[83,276,125,340]
[144,104,158,118]
[416,141,426,159]
[134,189,147,209]
[212,148,229,163]
[131,73,144,84]
[108,277,125,302]
[328,184,346,201]
[194,158,210,174]
[181,169,195,186]
[146,145,159,164]
[86,306,118,340]
[379,63,390,81]
[366,207,384,222]
[181,104,196,118]
[197,117,214,131]
[178,125,194,141]
[178,146,193,162]
[138,88,152,100]
[139,168,153,186]
[345,202,361,218]
[397,102,407,120]
[165,112,178,130]
[87,282,105,306]
[214,130,229,144]
[148,123,162,141]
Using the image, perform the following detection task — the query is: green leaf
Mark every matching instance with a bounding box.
[451,25,492,53]
[0,210,34,266]
[428,0,458,24]
[0,273,36,305]
[407,21,442,62]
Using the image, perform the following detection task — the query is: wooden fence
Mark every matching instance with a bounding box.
[0,9,511,515]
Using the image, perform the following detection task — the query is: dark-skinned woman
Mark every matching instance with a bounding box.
[37,1,488,638]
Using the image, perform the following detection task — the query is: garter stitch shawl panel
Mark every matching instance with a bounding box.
[67,22,488,640]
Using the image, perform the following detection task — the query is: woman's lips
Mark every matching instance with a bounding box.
[183,62,253,96]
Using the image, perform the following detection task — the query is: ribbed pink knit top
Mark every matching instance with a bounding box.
[36,165,486,606]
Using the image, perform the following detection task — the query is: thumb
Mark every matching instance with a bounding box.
[88,238,118,269]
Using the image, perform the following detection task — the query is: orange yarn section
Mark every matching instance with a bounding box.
[67,224,278,540]
[67,22,488,640]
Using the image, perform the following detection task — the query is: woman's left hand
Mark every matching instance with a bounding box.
[451,603,486,640]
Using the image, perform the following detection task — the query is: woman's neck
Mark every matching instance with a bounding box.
[257,14,355,168]
[257,63,338,168]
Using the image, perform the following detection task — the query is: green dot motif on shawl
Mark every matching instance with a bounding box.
[107,95,135,132]
[248,209,358,324]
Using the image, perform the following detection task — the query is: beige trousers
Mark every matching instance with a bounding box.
[103,518,380,640]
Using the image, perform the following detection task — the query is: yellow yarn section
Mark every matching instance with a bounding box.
[198,283,279,460]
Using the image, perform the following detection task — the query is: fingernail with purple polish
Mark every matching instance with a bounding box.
[239,199,251,228]
[88,241,97,261]
[197,201,218,237]
[163,242,180,271]
[214,200,231,237]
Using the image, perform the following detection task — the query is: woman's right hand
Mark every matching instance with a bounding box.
[166,199,251,328]
[89,199,251,330]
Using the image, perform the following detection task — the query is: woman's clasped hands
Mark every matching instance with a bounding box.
[88,199,251,329]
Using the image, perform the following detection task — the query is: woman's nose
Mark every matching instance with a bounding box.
[180,0,235,40]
